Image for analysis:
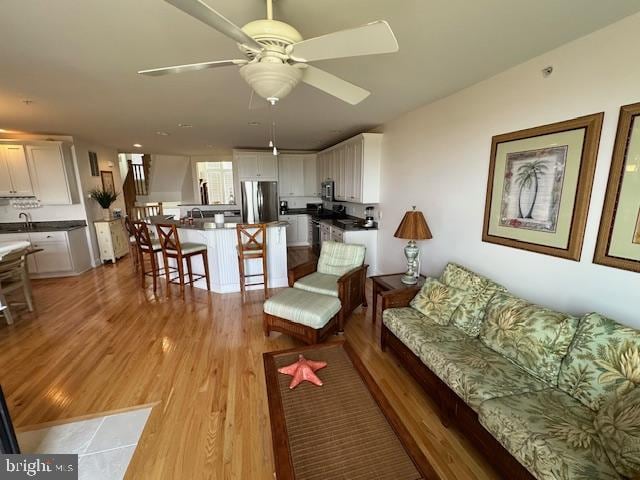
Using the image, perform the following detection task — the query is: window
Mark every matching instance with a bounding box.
[196,161,235,204]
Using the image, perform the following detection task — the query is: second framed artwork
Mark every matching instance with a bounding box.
[482,113,604,261]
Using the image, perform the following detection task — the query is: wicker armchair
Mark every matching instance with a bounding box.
[287,241,368,330]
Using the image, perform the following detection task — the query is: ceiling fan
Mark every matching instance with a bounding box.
[138,0,399,105]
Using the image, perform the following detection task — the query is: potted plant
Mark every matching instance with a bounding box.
[89,189,119,220]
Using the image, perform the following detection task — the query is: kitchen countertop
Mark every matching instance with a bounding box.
[151,219,288,231]
[0,220,87,234]
[280,209,377,231]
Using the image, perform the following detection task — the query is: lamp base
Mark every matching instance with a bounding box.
[401,240,420,285]
[400,273,418,285]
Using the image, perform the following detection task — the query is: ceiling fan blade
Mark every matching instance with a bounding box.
[300,65,370,105]
[138,59,247,76]
[287,20,398,62]
[164,0,263,51]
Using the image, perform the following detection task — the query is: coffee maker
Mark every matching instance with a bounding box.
[364,206,375,228]
[279,200,288,215]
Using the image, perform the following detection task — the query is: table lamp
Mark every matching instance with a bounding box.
[394,206,432,284]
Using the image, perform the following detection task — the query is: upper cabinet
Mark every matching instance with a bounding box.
[234,150,278,181]
[278,153,318,197]
[0,145,34,197]
[26,143,79,205]
[317,133,382,204]
[0,142,79,204]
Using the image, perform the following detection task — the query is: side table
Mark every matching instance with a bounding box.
[371,273,427,323]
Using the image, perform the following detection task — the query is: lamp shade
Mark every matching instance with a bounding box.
[394,208,432,240]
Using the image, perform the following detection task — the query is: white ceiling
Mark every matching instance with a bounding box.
[1,0,639,155]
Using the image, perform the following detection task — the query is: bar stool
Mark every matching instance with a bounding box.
[131,220,164,293]
[236,224,268,298]
[155,224,210,295]
[124,217,139,273]
[0,249,34,325]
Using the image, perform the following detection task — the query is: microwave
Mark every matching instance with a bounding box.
[321,180,334,201]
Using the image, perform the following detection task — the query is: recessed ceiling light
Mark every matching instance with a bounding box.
[177,123,193,128]
[133,143,142,148]
[248,121,261,126]
[155,131,169,136]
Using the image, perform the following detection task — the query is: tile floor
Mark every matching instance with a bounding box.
[17,406,152,480]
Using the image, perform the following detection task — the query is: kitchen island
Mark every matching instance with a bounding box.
[152,220,289,293]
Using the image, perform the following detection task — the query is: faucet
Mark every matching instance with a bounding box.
[19,212,31,231]
[190,208,204,219]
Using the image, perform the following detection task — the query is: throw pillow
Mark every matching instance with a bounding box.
[410,278,467,325]
[594,387,640,478]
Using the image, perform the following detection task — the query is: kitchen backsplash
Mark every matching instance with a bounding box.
[322,200,378,219]
[279,196,322,209]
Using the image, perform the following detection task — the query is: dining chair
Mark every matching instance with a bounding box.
[131,220,164,293]
[124,216,139,272]
[0,249,34,325]
[131,203,163,221]
[155,224,210,296]
[236,224,268,298]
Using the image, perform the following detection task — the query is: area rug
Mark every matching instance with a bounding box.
[263,341,438,480]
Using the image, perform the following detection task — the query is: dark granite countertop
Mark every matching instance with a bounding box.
[0,220,87,234]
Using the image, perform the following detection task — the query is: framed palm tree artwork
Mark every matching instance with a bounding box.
[483,113,604,260]
[594,102,640,273]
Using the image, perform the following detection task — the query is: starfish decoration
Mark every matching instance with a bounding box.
[278,354,327,389]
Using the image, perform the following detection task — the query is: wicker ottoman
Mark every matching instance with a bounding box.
[263,288,342,344]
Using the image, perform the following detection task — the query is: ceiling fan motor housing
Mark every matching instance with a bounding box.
[240,19,303,57]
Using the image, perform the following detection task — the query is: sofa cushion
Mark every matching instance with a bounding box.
[558,313,640,411]
[420,338,548,411]
[479,389,620,480]
[293,272,339,297]
[316,241,365,276]
[263,288,341,329]
[479,292,579,384]
[383,307,468,357]
[440,263,507,337]
[409,278,467,325]
[594,387,640,478]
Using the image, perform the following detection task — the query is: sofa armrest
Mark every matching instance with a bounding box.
[381,286,420,311]
[337,264,368,288]
[287,259,318,287]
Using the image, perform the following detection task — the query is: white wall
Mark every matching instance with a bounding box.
[145,154,192,203]
[378,12,640,327]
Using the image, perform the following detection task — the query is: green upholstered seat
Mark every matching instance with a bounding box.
[558,312,640,411]
[419,338,548,411]
[316,241,365,276]
[479,389,621,480]
[382,307,468,359]
[263,288,341,329]
[479,292,579,385]
[439,263,507,337]
[166,242,207,255]
[293,272,340,297]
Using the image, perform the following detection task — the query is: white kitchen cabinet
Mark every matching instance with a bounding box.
[26,143,79,205]
[0,145,34,197]
[330,226,344,243]
[279,214,310,246]
[0,228,92,277]
[320,222,331,244]
[278,155,304,197]
[318,133,382,204]
[94,219,129,263]
[302,155,318,197]
[234,150,278,181]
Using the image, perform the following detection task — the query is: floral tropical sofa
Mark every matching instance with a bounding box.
[380,263,640,480]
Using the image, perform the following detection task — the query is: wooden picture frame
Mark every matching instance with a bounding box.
[88,151,99,177]
[594,102,640,273]
[100,170,115,193]
[482,113,603,261]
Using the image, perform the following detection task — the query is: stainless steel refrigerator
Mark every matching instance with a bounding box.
[240,181,278,223]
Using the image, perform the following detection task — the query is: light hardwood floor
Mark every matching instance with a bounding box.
[0,251,499,480]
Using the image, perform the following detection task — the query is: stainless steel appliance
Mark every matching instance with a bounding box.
[321,180,334,201]
[279,200,288,215]
[241,181,279,223]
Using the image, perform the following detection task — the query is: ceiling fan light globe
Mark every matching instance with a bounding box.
[239,63,303,102]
